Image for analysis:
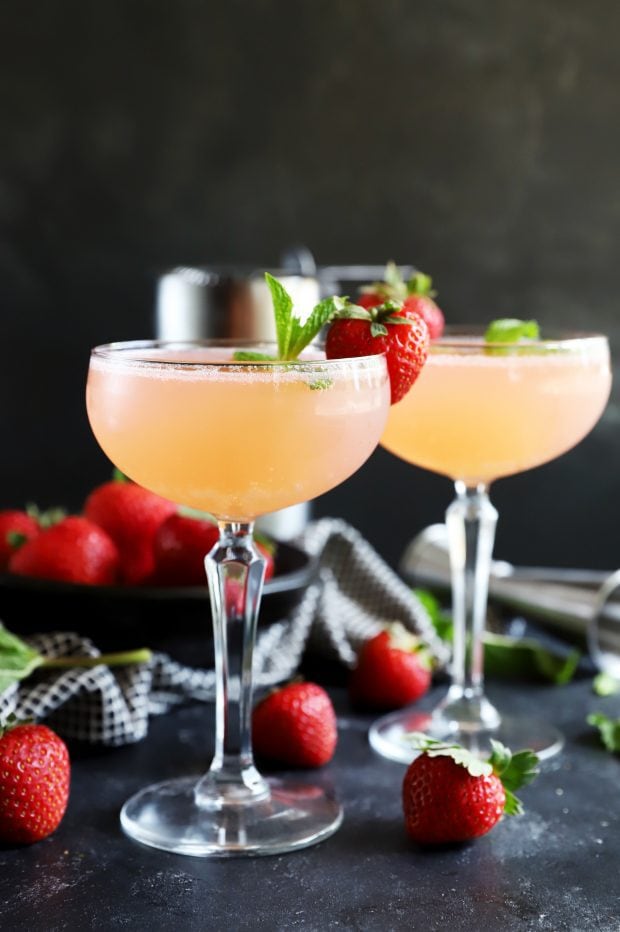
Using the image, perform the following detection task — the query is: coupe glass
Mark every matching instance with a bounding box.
[369,329,611,762]
[86,339,390,856]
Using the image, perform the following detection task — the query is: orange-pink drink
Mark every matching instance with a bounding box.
[87,346,390,520]
[382,336,611,484]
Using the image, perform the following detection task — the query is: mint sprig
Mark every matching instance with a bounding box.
[232,273,347,363]
[416,587,580,684]
[485,319,540,344]
[0,624,152,695]
[588,712,620,752]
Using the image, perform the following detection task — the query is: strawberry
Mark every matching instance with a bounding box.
[358,264,445,340]
[402,735,539,845]
[9,515,120,585]
[252,682,337,768]
[349,623,432,710]
[325,301,429,404]
[152,511,276,586]
[0,722,70,844]
[0,509,41,571]
[84,474,176,585]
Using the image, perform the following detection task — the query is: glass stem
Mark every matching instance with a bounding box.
[194,521,269,808]
[437,481,501,732]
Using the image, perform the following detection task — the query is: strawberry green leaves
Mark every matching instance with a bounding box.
[405,733,493,778]
[484,319,540,344]
[233,273,347,363]
[487,739,539,815]
[406,733,540,817]
[587,712,620,752]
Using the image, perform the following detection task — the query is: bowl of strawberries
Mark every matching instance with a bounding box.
[0,474,315,659]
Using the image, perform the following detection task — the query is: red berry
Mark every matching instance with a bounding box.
[357,266,445,341]
[349,626,431,710]
[153,513,276,586]
[325,310,429,404]
[252,682,337,768]
[402,753,505,844]
[0,510,40,571]
[403,294,445,341]
[9,516,120,585]
[152,513,220,586]
[0,723,70,844]
[84,479,176,585]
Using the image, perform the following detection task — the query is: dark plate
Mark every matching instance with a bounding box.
[0,542,316,663]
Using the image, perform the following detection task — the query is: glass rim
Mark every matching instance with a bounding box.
[432,326,609,351]
[90,338,387,370]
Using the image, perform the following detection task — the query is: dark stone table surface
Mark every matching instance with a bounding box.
[1,674,619,932]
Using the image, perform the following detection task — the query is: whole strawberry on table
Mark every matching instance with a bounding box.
[0,719,70,845]
[402,734,539,845]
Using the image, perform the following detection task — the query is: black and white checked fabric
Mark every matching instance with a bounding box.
[0,519,448,746]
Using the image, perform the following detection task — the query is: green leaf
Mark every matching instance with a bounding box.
[593,672,620,696]
[370,322,388,337]
[231,351,278,362]
[6,531,28,550]
[113,467,129,483]
[484,319,540,344]
[405,733,493,777]
[407,272,434,297]
[488,740,539,792]
[384,261,402,289]
[588,712,620,752]
[486,739,539,816]
[308,378,334,391]
[483,631,580,685]
[0,625,45,694]
[415,589,579,684]
[288,296,346,359]
[265,272,295,359]
[413,588,454,642]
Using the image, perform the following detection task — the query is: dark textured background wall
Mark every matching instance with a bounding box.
[1,0,619,570]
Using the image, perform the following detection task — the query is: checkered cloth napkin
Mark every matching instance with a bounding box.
[0,519,448,746]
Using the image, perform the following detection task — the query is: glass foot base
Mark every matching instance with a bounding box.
[120,776,343,857]
[368,708,564,764]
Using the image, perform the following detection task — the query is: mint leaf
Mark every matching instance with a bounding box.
[415,589,579,684]
[262,275,350,361]
[308,378,333,391]
[232,351,278,362]
[265,272,296,358]
[288,296,346,359]
[593,672,620,696]
[0,625,45,694]
[414,588,454,642]
[483,631,580,685]
[485,319,540,344]
[588,712,620,752]
[405,733,493,777]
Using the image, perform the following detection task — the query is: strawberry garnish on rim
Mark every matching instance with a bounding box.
[325,299,429,404]
[358,262,445,341]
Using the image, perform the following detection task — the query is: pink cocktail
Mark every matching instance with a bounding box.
[87,340,390,857]
[371,330,611,762]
